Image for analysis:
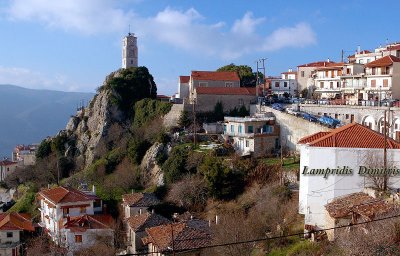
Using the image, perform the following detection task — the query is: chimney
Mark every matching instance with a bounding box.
[92,185,96,194]
[327,58,330,63]
[288,68,292,72]
[357,45,361,54]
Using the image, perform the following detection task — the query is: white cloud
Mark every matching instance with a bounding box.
[7,0,133,35]
[0,66,86,92]
[5,1,316,58]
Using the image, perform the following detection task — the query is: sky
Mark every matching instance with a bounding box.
[0,0,400,95]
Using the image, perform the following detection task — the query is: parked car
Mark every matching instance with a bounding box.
[318,115,341,128]
[290,98,305,104]
[271,103,285,111]
[302,113,318,122]
[286,108,301,116]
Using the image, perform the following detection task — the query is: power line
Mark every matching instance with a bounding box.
[174,212,400,254]
[120,212,400,255]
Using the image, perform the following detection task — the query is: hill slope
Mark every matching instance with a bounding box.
[0,84,94,157]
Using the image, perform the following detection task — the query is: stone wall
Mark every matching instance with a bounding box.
[252,105,332,152]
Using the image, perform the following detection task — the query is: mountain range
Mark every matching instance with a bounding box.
[0,84,94,158]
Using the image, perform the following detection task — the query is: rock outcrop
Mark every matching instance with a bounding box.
[140,142,166,187]
[65,70,126,169]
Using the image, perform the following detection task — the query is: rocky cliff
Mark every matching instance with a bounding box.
[65,70,127,169]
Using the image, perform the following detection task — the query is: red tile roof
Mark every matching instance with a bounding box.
[0,160,17,166]
[299,123,400,149]
[127,212,170,232]
[64,214,114,232]
[0,213,35,232]
[297,61,336,68]
[365,55,400,68]
[179,76,190,84]
[38,186,99,205]
[122,193,160,207]
[195,87,258,95]
[387,45,400,51]
[143,221,211,253]
[191,71,240,81]
[298,131,331,144]
[325,192,394,219]
[281,71,297,74]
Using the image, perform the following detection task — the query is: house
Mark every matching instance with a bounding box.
[121,193,160,219]
[126,212,170,254]
[177,76,190,102]
[223,114,280,157]
[312,62,344,99]
[296,61,334,93]
[339,63,366,104]
[12,144,37,166]
[270,69,298,97]
[37,186,103,245]
[324,192,396,241]
[0,159,18,182]
[61,214,114,253]
[364,55,400,100]
[194,87,258,112]
[0,212,35,256]
[142,220,211,256]
[298,123,400,233]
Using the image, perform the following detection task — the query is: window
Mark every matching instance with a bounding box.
[130,60,133,64]
[301,71,305,77]
[372,67,376,75]
[346,68,351,74]
[80,207,86,214]
[330,82,333,89]
[325,71,329,78]
[225,82,234,87]
[238,99,244,105]
[224,125,227,133]
[230,125,234,133]
[75,235,83,243]
[371,80,376,87]
[248,126,253,133]
[345,114,349,119]
[63,208,69,218]
[238,125,242,134]
[245,140,249,147]
[275,82,279,87]
[6,232,13,238]
[284,82,288,87]
[320,82,324,88]
[198,82,208,87]
[383,79,389,87]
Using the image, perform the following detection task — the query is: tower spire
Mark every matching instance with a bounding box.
[128,24,131,36]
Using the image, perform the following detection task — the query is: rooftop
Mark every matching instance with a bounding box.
[195,87,258,96]
[191,71,240,81]
[143,220,211,253]
[325,192,394,220]
[64,214,114,232]
[224,115,275,123]
[122,192,160,208]
[0,160,17,166]
[298,123,400,149]
[127,212,170,232]
[38,186,99,205]
[365,55,400,68]
[297,61,336,68]
[0,213,35,232]
[179,76,190,84]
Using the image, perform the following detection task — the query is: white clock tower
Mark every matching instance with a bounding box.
[122,33,138,68]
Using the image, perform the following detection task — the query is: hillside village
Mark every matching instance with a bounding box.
[0,33,400,256]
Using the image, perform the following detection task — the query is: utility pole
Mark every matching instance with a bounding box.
[383,104,392,191]
[259,58,267,96]
[192,97,197,148]
[255,60,259,97]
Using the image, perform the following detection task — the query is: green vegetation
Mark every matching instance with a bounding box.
[36,139,51,159]
[8,184,39,218]
[132,98,172,128]
[98,67,157,116]
[267,240,321,256]
[217,63,261,87]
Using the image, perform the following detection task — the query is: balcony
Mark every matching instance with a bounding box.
[366,71,392,76]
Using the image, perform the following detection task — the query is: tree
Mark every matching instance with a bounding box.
[217,63,258,87]
[213,101,224,121]
[100,67,157,116]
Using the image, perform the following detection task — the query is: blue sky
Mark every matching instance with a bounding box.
[0,0,399,95]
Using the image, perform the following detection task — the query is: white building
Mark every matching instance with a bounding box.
[364,55,400,100]
[270,70,298,97]
[223,114,280,157]
[37,186,105,246]
[298,123,400,232]
[177,76,190,102]
[61,214,114,253]
[122,33,138,69]
[0,212,35,256]
[313,62,344,99]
